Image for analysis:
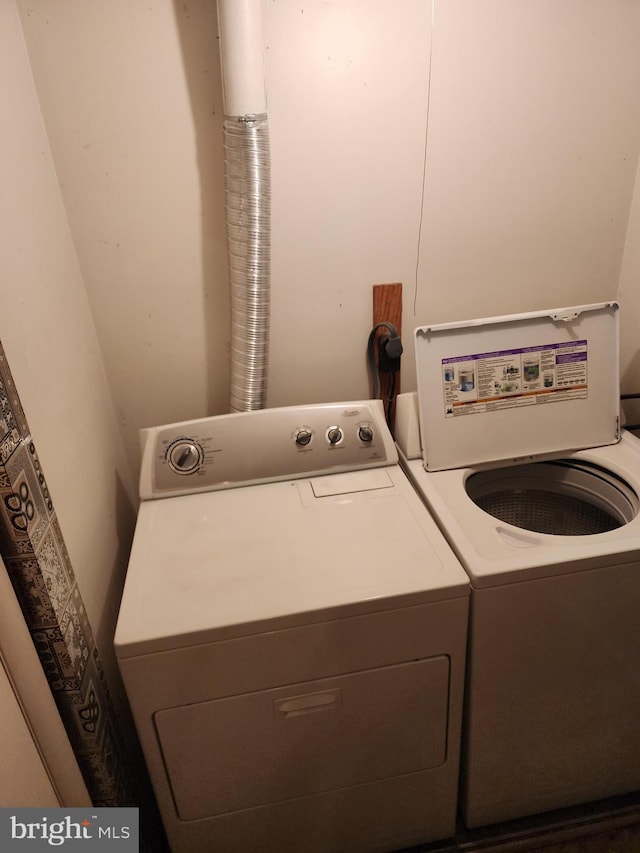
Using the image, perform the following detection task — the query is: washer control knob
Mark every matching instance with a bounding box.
[294,428,313,447]
[358,425,374,443]
[327,426,343,445]
[168,440,202,474]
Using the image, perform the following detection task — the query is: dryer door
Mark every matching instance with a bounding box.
[155,656,450,820]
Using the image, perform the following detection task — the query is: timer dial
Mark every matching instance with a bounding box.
[358,425,374,442]
[168,440,203,474]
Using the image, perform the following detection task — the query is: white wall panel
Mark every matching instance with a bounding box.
[1,0,135,715]
[15,0,640,472]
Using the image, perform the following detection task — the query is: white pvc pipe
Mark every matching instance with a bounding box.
[217,0,267,116]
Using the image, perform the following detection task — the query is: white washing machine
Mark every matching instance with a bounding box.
[396,301,640,830]
[114,400,470,853]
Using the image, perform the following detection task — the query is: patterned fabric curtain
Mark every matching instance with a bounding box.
[0,342,134,806]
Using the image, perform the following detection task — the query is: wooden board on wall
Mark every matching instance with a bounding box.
[372,282,402,432]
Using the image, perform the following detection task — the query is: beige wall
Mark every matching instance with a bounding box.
[0,0,135,698]
[0,558,90,806]
[618,157,640,430]
[16,0,640,479]
[17,0,229,480]
[620,159,640,384]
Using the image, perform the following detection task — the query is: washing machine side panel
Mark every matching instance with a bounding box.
[461,562,640,828]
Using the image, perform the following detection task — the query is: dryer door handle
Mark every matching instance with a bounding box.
[275,689,341,719]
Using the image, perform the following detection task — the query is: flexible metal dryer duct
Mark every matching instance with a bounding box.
[217,0,271,412]
[224,114,270,411]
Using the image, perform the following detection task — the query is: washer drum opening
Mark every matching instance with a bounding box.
[465,460,639,536]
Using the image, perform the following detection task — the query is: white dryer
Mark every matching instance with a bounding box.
[114,400,470,853]
[396,302,640,829]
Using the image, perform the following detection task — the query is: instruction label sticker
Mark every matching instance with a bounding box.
[442,340,588,417]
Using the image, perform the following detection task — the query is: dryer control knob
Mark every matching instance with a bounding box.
[327,426,343,445]
[294,428,313,447]
[358,425,374,442]
[168,440,202,474]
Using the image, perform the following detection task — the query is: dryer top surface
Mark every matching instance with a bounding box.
[115,464,469,657]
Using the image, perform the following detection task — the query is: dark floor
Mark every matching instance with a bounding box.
[533,826,640,852]
[398,791,640,853]
[142,790,640,852]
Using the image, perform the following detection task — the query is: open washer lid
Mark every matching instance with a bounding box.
[415,301,620,471]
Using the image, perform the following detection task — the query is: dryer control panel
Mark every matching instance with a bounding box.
[139,400,397,499]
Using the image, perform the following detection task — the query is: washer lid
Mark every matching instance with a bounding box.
[415,301,620,471]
